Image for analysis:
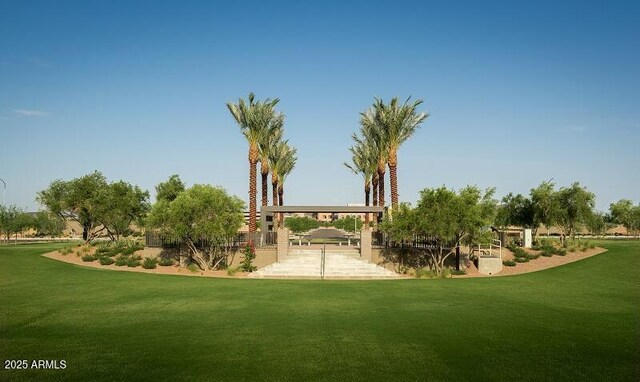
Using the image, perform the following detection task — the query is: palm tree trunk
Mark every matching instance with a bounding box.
[378,168,385,208]
[372,174,378,207]
[278,187,284,227]
[272,180,279,227]
[261,168,269,207]
[248,159,257,235]
[364,183,370,225]
[389,163,398,211]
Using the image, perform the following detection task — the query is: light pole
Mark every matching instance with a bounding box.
[0,178,5,205]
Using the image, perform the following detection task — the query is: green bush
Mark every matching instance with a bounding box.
[126,256,142,267]
[226,266,238,276]
[415,268,433,279]
[142,257,157,269]
[503,260,517,266]
[554,248,567,256]
[158,258,174,266]
[514,257,529,263]
[81,254,96,262]
[187,264,199,273]
[115,257,127,266]
[99,256,114,265]
[239,245,257,272]
[94,239,144,257]
[451,269,466,276]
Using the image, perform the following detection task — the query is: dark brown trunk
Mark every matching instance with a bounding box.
[272,180,279,228]
[278,187,284,227]
[248,160,257,236]
[389,163,398,210]
[378,169,385,208]
[364,184,370,225]
[372,175,378,207]
[261,171,269,207]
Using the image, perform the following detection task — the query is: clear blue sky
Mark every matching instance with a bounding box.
[1,0,638,212]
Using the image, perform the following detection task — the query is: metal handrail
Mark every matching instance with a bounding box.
[321,242,326,279]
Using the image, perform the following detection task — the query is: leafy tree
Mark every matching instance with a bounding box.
[382,186,496,274]
[361,97,428,210]
[553,182,595,242]
[609,199,639,236]
[332,216,363,233]
[284,216,320,234]
[38,171,150,242]
[147,184,245,270]
[33,211,65,237]
[227,92,282,235]
[495,193,535,229]
[530,181,558,237]
[0,206,33,242]
[155,174,185,202]
[37,171,108,242]
[585,211,607,237]
[95,181,150,240]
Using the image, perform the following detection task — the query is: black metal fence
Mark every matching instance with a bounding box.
[145,231,277,249]
[372,231,456,249]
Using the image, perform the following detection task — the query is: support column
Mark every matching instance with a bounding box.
[360,229,372,262]
[277,228,290,262]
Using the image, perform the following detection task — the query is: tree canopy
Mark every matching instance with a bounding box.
[147,184,245,270]
[37,171,149,242]
[382,185,496,273]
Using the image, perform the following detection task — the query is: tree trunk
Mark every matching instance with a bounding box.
[278,187,284,227]
[389,163,398,211]
[378,169,385,208]
[248,158,257,236]
[272,179,279,228]
[261,168,269,207]
[372,174,379,207]
[186,239,208,270]
[364,184,370,225]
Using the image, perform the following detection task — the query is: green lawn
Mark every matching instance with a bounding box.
[1,241,638,381]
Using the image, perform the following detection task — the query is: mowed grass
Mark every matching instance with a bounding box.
[1,241,638,381]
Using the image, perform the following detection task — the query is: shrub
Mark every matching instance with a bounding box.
[121,243,144,256]
[554,248,567,256]
[239,244,257,272]
[503,260,517,266]
[99,256,114,265]
[514,257,529,263]
[81,254,96,262]
[440,268,452,279]
[226,266,238,276]
[451,269,466,276]
[187,263,199,273]
[142,257,157,269]
[415,268,434,279]
[158,258,174,266]
[115,257,127,266]
[126,256,142,267]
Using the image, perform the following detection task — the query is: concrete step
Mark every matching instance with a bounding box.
[249,252,399,279]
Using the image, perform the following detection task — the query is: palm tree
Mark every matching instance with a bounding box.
[268,140,292,227]
[258,117,284,208]
[226,92,281,235]
[363,97,428,210]
[276,144,297,227]
[344,139,376,225]
[359,113,388,208]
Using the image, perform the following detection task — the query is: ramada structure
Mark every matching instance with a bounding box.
[250,205,399,278]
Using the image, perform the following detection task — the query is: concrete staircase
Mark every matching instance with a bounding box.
[248,248,399,279]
